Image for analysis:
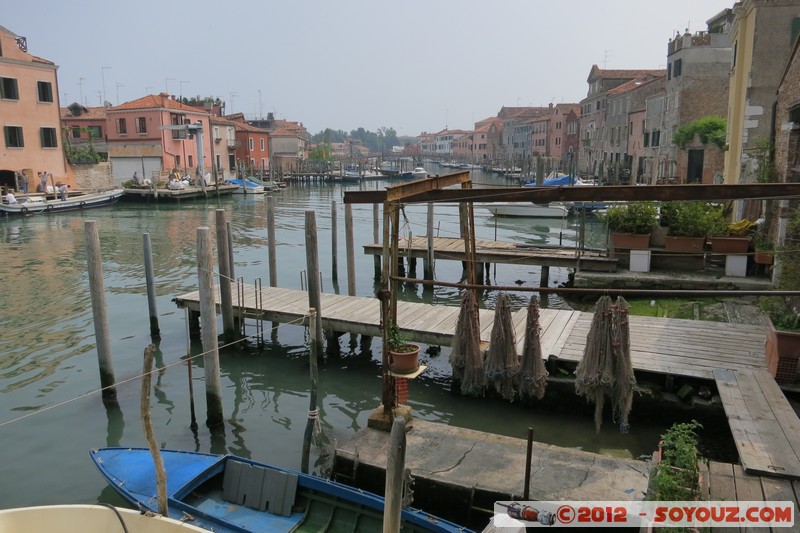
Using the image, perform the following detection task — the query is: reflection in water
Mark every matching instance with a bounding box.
[0,174,689,511]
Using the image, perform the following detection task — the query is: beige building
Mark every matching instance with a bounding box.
[0,25,71,192]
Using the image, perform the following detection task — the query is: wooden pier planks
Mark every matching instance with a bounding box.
[558,313,766,378]
[366,236,617,271]
[713,369,800,480]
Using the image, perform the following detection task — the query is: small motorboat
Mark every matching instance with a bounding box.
[411,167,428,179]
[91,447,472,533]
[0,504,208,532]
[225,178,266,194]
[0,188,124,216]
[482,202,571,218]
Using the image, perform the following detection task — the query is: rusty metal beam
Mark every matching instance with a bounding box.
[383,171,471,202]
[344,182,800,204]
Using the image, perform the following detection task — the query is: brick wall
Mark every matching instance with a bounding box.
[71,162,114,190]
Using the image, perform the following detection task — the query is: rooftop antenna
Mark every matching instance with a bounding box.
[78,77,86,105]
[115,82,124,105]
[602,50,613,68]
[229,92,238,114]
[165,77,176,94]
[101,66,111,104]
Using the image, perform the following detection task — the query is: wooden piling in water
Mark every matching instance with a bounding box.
[140,344,168,516]
[196,227,225,430]
[143,233,160,338]
[305,211,324,357]
[345,203,356,296]
[226,221,235,280]
[267,195,277,287]
[85,220,117,402]
[424,202,434,280]
[373,203,381,279]
[215,209,236,343]
[331,200,338,282]
[302,309,320,474]
[383,416,406,533]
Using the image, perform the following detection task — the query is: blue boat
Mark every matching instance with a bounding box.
[91,447,472,533]
[225,178,266,194]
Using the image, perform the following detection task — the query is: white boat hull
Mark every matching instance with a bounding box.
[0,189,124,216]
[0,505,208,532]
[483,202,570,218]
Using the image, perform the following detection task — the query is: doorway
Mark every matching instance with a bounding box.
[687,149,704,184]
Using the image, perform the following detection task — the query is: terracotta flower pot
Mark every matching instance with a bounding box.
[389,344,420,374]
[664,235,706,253]
[754,250,774,265]
[765,319,800,384]
[710,236,751,254]
[611,232,650,250]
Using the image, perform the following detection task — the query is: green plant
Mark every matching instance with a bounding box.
[663,201,726,238]
[387,321,415,352]
[673,116,726,150]
[601,201,659,234]
[759,296,800,331]
[777,206,800,291]
[649,420,703,501]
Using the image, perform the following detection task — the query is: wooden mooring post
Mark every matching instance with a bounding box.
[424,202,434,281]
[331,200,338,282]
[85,220,117,403]
[345,203,356,296]
[143,233,160,338]
[267,195,278,287]
[196,226,225,430]
[215,209,236,343]
[301,308,320,474]
[383,416,406,533]
[305,211,324,357]
[373,203,381,279]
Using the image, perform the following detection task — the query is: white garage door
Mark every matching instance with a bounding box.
[111,157,162,185]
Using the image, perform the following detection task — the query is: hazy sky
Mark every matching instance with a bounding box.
[5,0,734,136]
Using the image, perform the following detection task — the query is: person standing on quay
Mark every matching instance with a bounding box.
[39,171,48,194]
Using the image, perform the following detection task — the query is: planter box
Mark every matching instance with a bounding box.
[765,319,800,384]
[754,251,774,265]
[611,232,650,250]
[664,235,706,253]
[710,236,751,254]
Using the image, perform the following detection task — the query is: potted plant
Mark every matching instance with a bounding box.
[709,216,754,254]
[754,233,775,265]
[648,420,703,502]
[602,201,658,249]
[759,206,800,383]
[662,201,726,252]
[386,320,420,374]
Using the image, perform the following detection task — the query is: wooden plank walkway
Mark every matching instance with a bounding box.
[700,460,800,532]
[714,369,800,480]
[363,236,618,271]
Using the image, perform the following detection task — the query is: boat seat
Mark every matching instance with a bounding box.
[222,459,298,517]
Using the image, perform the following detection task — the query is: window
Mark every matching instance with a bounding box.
[175,155,181,167]
[249,138,254,151]
[260,138,265,151]
[652,131,661,147]
[213,126,220,140]
[135,117,147,134]
[71,126,81,139]
[170,114,186,139]
[667,63,672,80]
[4,126,23,147]
[673,59,682,77]
[37,81,53,102]
[188,155,193,168]
[0,77,19,100]
[88,125,102,139]
[216,154,221,170]
[261,157,266,169]
[643,132,650,148]
[40,127,57,148]
[117,118,127,134]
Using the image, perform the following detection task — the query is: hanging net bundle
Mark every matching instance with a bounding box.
[484,293,519,401]
[517,295,548,400]
[449,289,484,396]
[574,295,636,433]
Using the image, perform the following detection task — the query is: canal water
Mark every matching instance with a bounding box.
[0,167,688,509]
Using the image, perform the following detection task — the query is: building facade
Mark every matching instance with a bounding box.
[0,25,70,191]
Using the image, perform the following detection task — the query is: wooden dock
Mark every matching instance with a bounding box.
[121,183,240,201]
[174,285,800,483]
[363,236,618,272]
[714,369,800,480]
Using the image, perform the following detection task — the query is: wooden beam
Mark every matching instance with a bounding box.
[344,182,800,204]
[384,171,471,202]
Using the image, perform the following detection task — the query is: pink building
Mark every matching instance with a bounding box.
[0,25,71,191]
[106,93,213,183]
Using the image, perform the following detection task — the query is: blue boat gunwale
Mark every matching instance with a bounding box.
[91,447,472,532]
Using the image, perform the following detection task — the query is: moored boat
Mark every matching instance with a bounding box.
[412,167,428,179]
[0,188,124,216]
[0,504,209,532]
[91,447,473,533]
[482,202,570,218]
[225,178,266,194]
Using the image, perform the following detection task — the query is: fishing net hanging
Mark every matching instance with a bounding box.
[484,293,519,401]
[574,295,636,433]
[449,289,484,396]
[517,295,548,400]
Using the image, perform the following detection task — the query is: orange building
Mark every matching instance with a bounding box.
[106,93,213,183]
[0,25,71,192]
